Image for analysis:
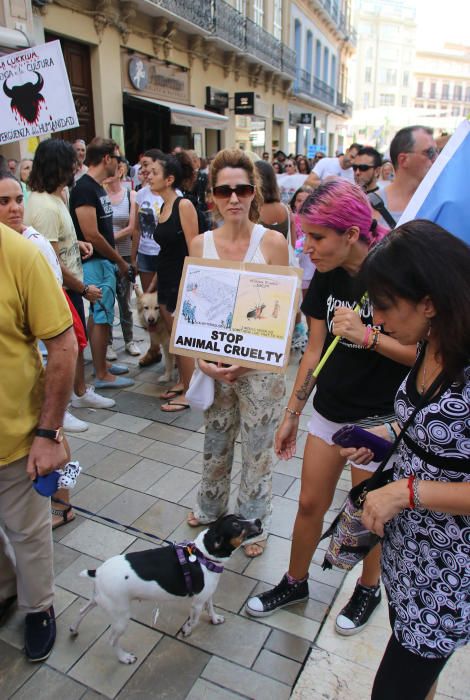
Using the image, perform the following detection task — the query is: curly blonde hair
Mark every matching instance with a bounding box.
[209,148,263,223]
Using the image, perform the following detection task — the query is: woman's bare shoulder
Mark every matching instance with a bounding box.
[189,233,204,256]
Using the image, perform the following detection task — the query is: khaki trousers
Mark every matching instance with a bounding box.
[0,457,54,612]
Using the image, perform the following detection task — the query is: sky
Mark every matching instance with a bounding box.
[415,0,470,48]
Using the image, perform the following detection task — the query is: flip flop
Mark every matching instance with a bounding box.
[160,400,190,413]
[51,505,75,530]
[243,541,267,558]
[161,388,184,400]
[92,364,130,376]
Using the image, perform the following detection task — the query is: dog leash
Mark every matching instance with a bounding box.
[51,496,175,546]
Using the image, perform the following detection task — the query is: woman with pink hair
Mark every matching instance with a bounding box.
[246,179,416,633]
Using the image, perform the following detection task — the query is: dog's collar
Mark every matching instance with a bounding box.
[175,542,224,596]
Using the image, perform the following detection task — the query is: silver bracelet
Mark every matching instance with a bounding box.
[384,422,397,442]
[412,478,423,509]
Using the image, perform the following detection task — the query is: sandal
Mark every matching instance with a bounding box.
[243,541,267,558]
[51,505,75,530]
[160,400,190,413]
[161,388,184,401]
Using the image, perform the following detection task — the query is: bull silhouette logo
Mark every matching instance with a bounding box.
[3,71,45,124]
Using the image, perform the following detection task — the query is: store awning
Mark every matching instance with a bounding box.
[124,92,228,130]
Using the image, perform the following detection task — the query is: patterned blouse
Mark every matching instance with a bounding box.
[382,354,470,659]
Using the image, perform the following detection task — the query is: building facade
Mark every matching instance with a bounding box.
[15,0,296,162]
[350,0,416,148]
[414,44,470,132]
[289,0,356,156]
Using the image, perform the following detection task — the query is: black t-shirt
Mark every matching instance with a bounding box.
[153,197,189,286]
[301,268,408,422]
[70,174,115,260]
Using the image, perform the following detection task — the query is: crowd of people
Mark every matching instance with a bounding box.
[0,125,468,700]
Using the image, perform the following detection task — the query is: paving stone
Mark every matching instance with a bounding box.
[272,472,296,496]
[60,520,135,560]
[242,605,321,643]
[112,391,160,419]
[72,443,115,470]
[180,610,269,667]
[0,639,37,697]
[53,513,86,543]
[140,440,196,467]
[75,423,115,443]
[139,422,192,444]
[11,664,86,700]
[55,554,106,598]
[115,457,171,491]
[180,431,206,451]
[202,656,291,699]
[86,450,142,481]
[66,435,89,453]
[210,569,258,614]
[72,479,124,516]
[72,472,96,495]
[253,648,302,686]
[99,490,157,528]
[132,499,188,540]
[129,597,190,636]
[273,456,302,479]
[119,637,210,700]
[100,429,155,455]
[268,496,298,539]
[71,407,116,425]
[69,620,159,698]
[265,629,312,663]
[102,412,153,434]
[53,541,81,576]
[186,679,243,700]
[171,409,205,431]
[243,535,292,585]
[147,466,201,501]
[48,596,111,673]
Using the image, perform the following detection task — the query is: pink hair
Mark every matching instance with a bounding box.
[300,178,388,246]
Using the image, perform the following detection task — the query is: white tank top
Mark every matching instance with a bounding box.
[202,224,267,263]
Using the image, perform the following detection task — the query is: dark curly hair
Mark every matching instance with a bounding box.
[157,151,195,190]
[29,139,77,193]
[360,219,470,382]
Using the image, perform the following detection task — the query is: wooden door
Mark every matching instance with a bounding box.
[46,33,95,143]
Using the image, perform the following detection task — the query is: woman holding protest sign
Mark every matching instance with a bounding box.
[187,148,289,557]
[245,179,416,629]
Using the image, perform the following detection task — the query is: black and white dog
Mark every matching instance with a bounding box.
[70,515,262,664]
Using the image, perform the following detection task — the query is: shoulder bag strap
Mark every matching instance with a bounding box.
[367,191,396,229]
[365,371,446,489]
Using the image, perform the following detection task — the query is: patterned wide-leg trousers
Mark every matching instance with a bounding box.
[194,372,285,541]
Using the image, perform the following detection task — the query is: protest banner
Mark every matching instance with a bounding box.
[0,40,78,145]
[397,118,470,244]
[170,258,302,373]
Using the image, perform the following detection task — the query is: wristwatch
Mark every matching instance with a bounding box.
[35,427,64,443]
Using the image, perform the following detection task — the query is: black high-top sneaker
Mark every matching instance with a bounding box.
[245,574,309,617]
[335,580,381,635]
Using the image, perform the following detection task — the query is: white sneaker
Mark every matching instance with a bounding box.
[125,341,141,356]
[71,386,116,409]
[63,410,88,433]
[106,345,118,361]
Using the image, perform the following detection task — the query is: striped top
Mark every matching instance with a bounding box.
[110,188,132,256]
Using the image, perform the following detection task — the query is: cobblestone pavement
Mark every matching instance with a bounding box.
[0,322,350,700]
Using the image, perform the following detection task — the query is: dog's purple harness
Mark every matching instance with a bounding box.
[174,542,224,596]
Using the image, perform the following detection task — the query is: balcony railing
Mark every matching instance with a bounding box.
[245,17,282,71]
[293,70,352,115]
[337,93,353,117]
[211,0,245,50]
[313,76,335,105]
[156,0,212,32]
[299,69,312,93]
[281,45,296,78]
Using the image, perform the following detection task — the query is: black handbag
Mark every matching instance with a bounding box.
[320,372,445,572]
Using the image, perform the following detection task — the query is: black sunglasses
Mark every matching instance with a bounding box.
[212,184,255,198]
[352,164,375,172]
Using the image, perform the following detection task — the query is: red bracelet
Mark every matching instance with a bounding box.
[363,326,372,349]
[407,475,415,509]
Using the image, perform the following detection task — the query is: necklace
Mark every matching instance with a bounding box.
[420,346,441,394]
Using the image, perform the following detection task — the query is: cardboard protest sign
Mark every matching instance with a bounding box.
[0,40,78,145]
[170,258,302,373]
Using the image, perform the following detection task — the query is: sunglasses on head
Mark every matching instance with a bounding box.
[212,184,255,198]
[352,164,375,172]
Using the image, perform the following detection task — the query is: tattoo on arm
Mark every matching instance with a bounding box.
[296,369,316,401]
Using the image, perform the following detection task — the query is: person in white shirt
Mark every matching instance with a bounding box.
[306,143,361,186]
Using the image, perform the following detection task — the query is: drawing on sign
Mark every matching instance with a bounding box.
[181,267,238,329]
[231,274,292,339]
[3,71,45,125]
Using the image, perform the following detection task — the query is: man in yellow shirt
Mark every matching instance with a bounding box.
[0,223,76,662]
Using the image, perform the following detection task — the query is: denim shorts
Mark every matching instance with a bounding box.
[83,258,116,325]
[137,252,159,273]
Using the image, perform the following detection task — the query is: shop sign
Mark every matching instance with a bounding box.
[121,52,189,103]
[0,40,78,145]
[299,113,312,124]
[206,86,228,109]
[234,91,255,115]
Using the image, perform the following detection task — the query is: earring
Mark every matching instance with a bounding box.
[426,319,432,338]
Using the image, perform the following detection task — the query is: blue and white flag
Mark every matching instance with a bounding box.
[397,119,470,244]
